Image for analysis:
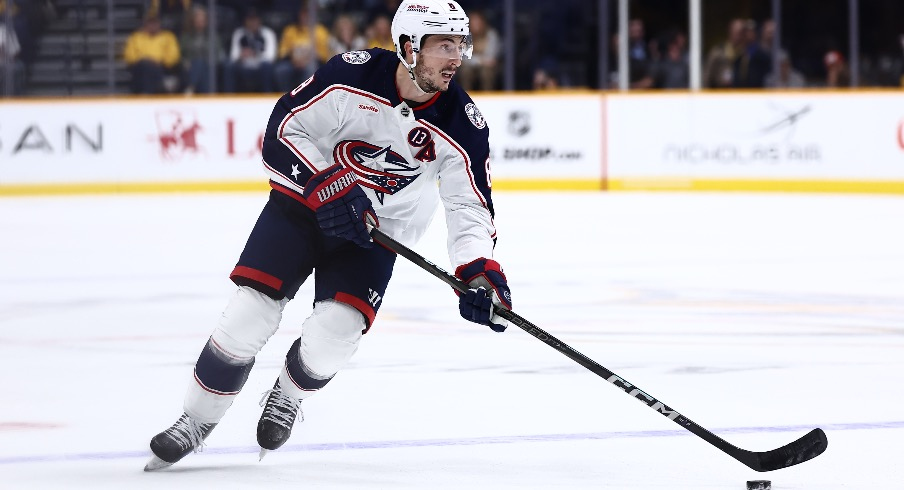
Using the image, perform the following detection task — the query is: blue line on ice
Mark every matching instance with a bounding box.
[2,421,901,466]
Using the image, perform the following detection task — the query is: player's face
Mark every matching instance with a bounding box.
[414,35,467,93]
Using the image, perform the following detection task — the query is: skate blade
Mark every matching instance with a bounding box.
[144,455,174,472]
[259,448,270,461]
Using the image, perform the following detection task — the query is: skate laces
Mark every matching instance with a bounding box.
[259,385,303,429]
[164,414,211,453]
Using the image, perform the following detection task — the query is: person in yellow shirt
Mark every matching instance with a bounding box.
[364,13,394,52]
[274,6,330,92]
[123,14,181,94]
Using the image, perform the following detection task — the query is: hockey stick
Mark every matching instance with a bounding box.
[370,228,828,472]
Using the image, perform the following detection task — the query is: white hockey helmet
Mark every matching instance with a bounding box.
[391,0,473,68]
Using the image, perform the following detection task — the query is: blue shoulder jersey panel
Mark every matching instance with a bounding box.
[261,49,396,190]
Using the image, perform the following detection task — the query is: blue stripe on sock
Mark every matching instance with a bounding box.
[285,337,331,391]
[194,339,254,394]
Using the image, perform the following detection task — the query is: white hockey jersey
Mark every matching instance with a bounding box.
[261,48,497,268]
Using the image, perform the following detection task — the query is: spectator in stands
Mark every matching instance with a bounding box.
[328,14,366,58]
[766,51,805,88]
[150,0,190,15]
[456,10,500,91]
[274,5,330,92]
[532,59,560,90]
[703,18,744,89]
[759,19,776,54]
[732,19,771,88]
[0,16,25,95]
[179,5,221,94]
[266,0,306,32]
[365,0,402,23]
[223,8,277,93]
[900,34,904,87]
[651,30,689,89]
[627,19,654,89]
[605,23,653,89]
[824,50,850,87]
[3,0,52,68]
[123,14,181,94]
[364,13,394,51]
[150,0,192,31]
[605,32,619,88]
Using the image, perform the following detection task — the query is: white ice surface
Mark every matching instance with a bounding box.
[1,191,902,489]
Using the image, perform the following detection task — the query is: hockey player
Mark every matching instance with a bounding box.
[144,0,512,471]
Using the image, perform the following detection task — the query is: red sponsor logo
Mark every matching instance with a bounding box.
[226,119,264,158]
[152,111,203,160]
[358,104,379,113]
[898,120,904,151]
[149,112,263,161]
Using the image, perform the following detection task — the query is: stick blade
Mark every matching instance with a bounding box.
[749,428,828,472]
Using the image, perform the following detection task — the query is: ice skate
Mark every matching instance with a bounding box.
[256,380,303,460]
[144,413,217,471]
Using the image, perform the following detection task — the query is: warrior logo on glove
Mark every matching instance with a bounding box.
[313,172,358,203]
[302,164,379,248]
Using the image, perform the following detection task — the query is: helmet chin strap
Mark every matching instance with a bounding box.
[399,53,431,97]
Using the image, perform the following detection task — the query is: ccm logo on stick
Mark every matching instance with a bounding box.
[606,374,683,422]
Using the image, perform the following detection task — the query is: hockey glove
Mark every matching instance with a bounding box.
[455,258,512,332]
[302,164,378,248]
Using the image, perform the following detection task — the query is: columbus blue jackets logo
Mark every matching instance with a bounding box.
[465,103,486,129]
[342,51,371,64]
[332,140,421,204]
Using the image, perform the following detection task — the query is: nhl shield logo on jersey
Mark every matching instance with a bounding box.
[332,140,421,204]
[342,50,371,64]
[464,103,486,129]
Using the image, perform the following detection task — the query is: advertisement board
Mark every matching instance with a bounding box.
[473,93,605,190]
[0,98,272,192]
[606,92,904,192]
[0,94,605,194]
[3,91,903,195]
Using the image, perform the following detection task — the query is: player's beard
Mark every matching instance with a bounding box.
[414,63,451,93]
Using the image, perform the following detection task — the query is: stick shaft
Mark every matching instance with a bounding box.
[370,228,827,471]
